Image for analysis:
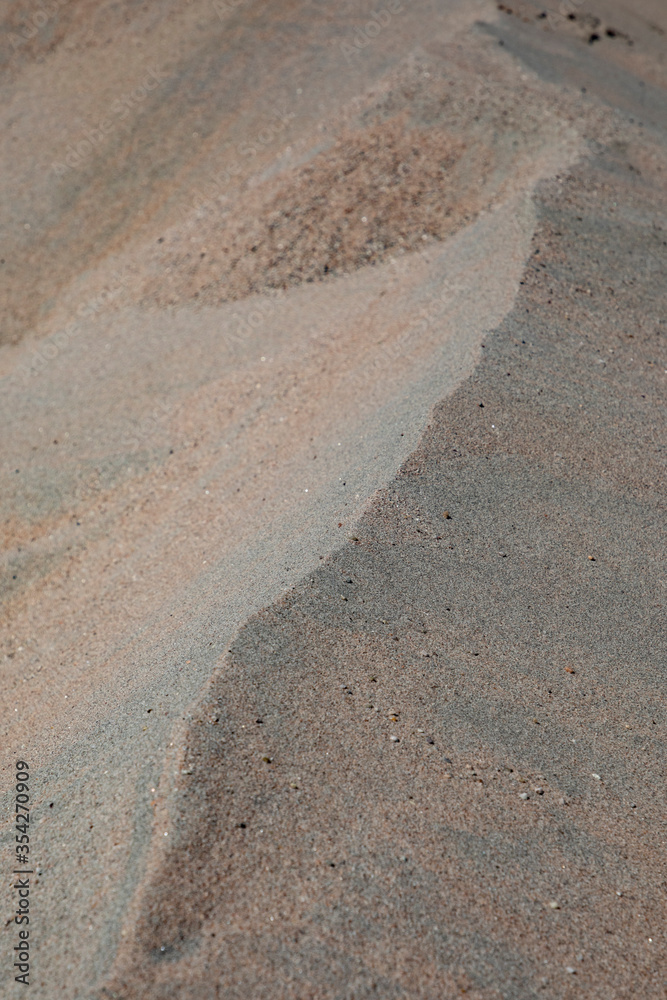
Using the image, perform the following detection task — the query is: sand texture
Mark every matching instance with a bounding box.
[0,0,665,997]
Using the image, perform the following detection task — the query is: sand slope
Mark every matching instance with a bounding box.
[105,115,667,1000]
[1,0,666,997]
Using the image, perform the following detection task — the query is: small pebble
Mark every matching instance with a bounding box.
[390,735,400,742]
[566,967,576,974]
[592,773,601,780]
[519,792,529,800]
[549,901,560,909]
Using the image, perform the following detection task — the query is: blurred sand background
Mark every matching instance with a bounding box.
[0,0,665,997]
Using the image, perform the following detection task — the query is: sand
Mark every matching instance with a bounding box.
[1,1,665,997]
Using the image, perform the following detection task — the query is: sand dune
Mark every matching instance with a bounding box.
[1,1,665,997]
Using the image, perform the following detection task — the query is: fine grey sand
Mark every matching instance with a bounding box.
[0,1,665,998]
[113,149,667,1000]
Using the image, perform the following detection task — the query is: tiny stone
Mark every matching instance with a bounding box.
[390,735,400,742]
[549,901,560,909]
[592,773,601,780]
[566,967,576,974]
[519,792,529,800]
